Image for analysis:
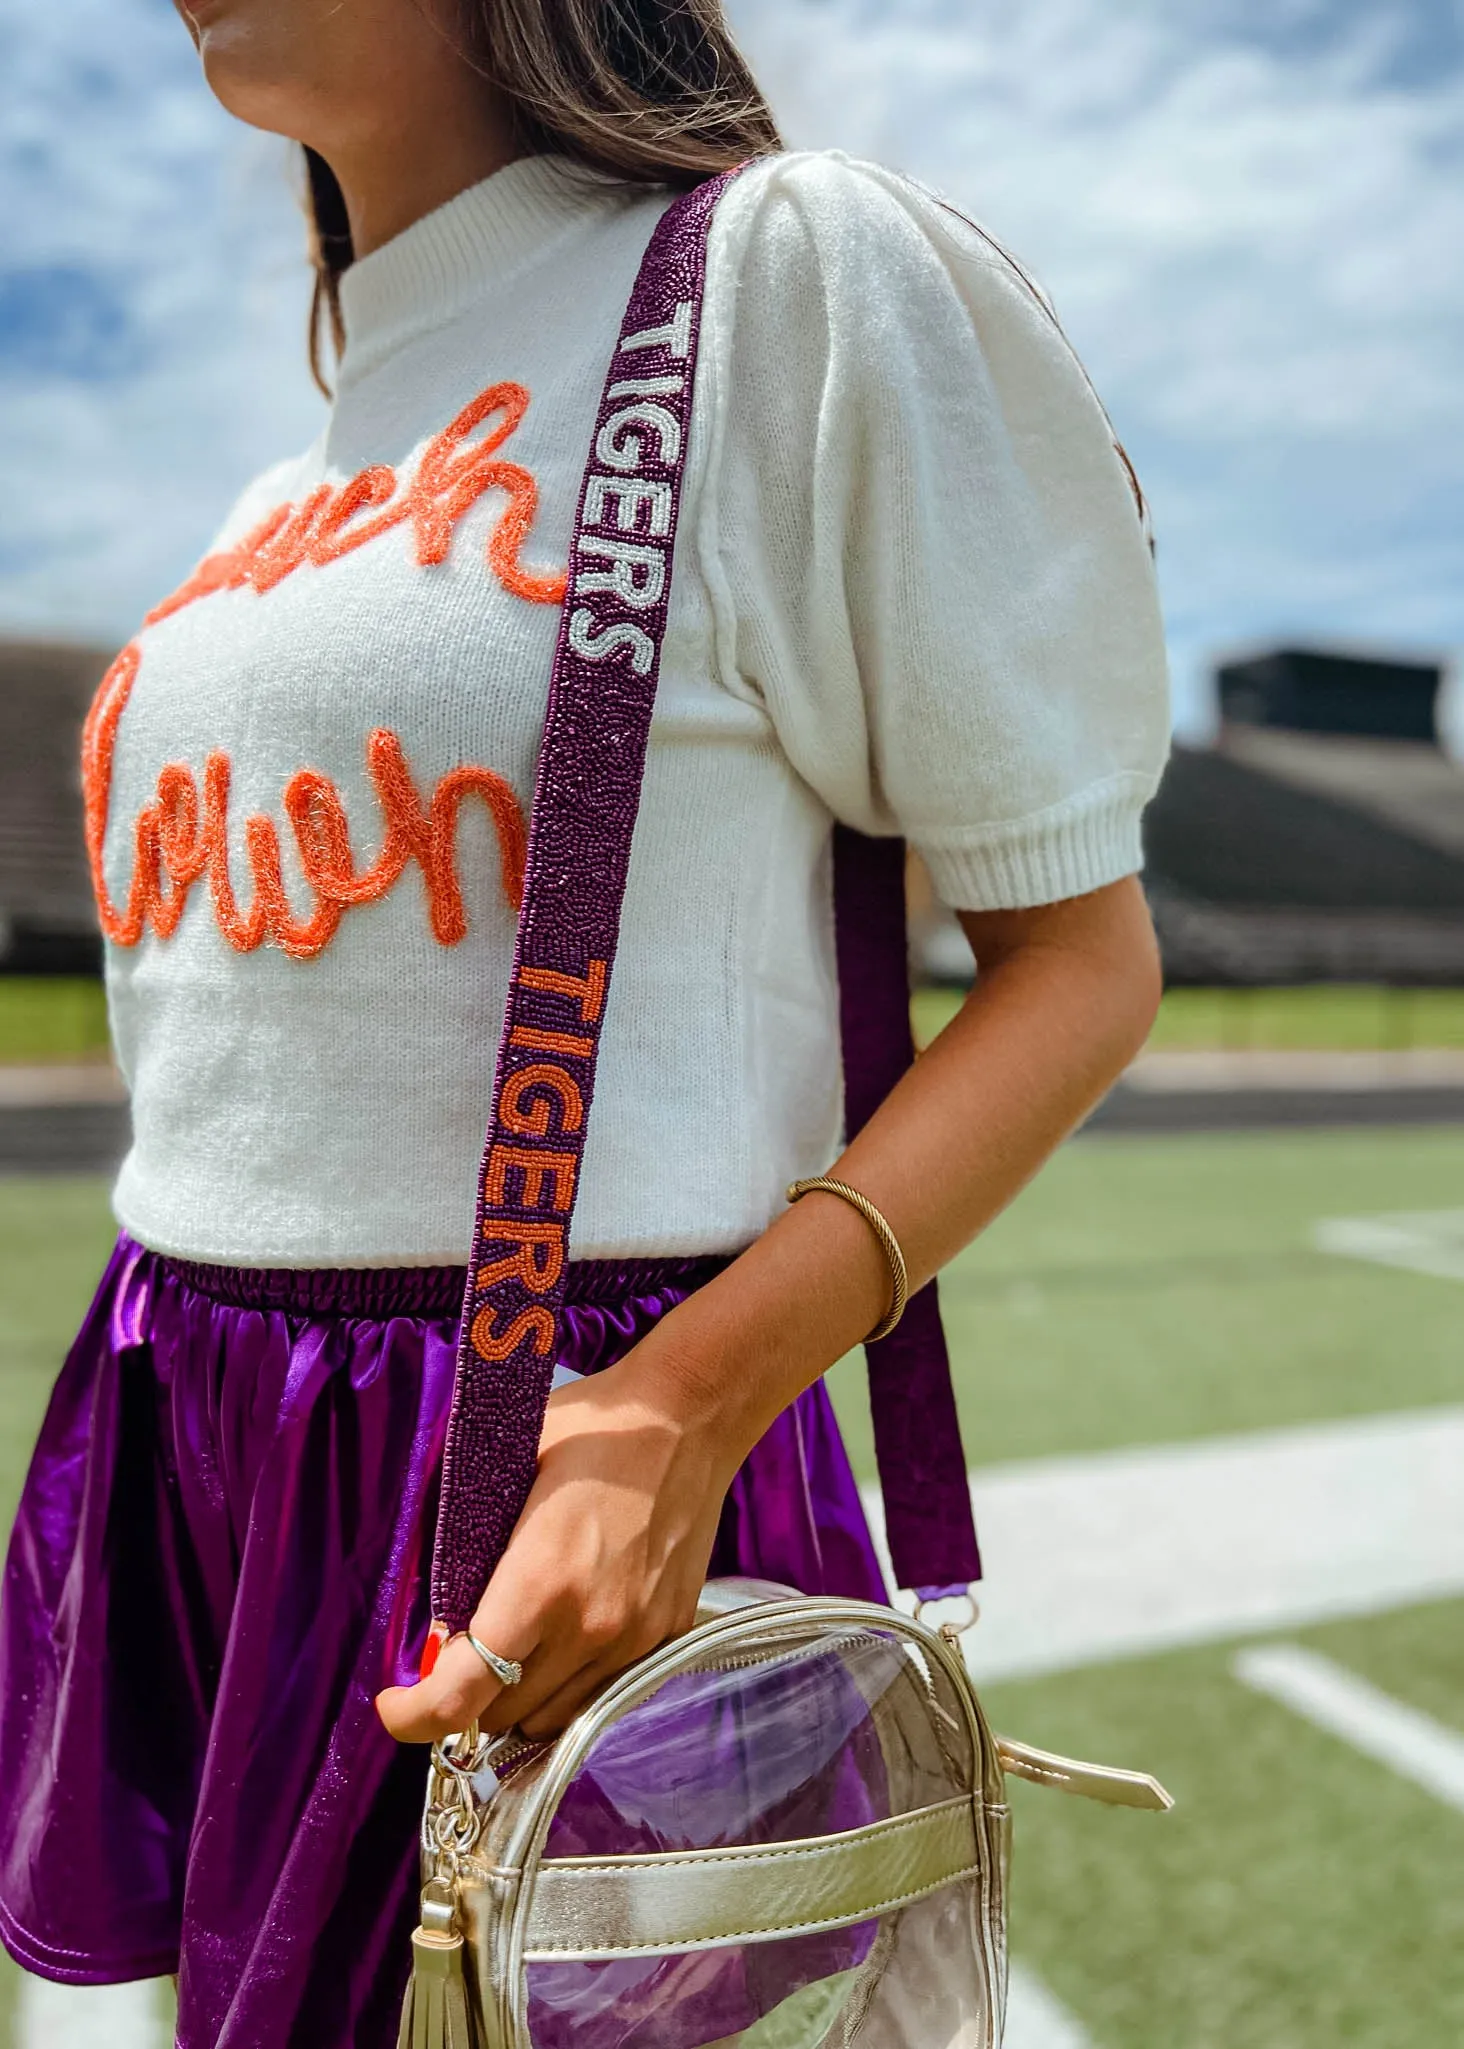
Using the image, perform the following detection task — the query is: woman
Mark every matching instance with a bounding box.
[0,1,1169,2043]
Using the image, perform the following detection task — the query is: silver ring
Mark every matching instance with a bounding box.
[464,1634,523,1688]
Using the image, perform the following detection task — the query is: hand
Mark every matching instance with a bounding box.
[375,1356,734,1744]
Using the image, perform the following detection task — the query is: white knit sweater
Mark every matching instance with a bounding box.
[90,151,1170,1268]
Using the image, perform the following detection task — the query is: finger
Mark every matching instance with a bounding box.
[376,1636,512,1745]
[477,1645,572,1732]
[516,1657,621,1740]
[512,1612,682,1739]
[479,1641,594,1734]
[466,1577,586,1731]
[381,1536,554,1743]
[516,1630,667,1739]
[476,1607,623,1732]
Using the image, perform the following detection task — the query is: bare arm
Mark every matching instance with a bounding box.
[377,874,1161,1742]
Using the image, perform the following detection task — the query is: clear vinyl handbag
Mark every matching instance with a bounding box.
[400,1580,1170,2049]
[400,174,1171,2049]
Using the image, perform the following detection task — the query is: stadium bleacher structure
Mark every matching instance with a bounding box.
[0,640,111,975]
[1146,648,1464,985]
[4,635,1463,991]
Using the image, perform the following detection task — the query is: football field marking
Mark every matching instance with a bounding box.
[1235,1643,1464,1812]
[862,1406,1464,1681]
[16,1977,168,2049]
[1005,1960,1095,2047]
[1314,1208,1464,1283]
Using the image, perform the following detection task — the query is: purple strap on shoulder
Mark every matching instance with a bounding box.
[430,175,735,1632]
[430,170,979,1638]
[832,828,982,1596]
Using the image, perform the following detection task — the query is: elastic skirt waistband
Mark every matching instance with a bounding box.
[157,1251,733,1319]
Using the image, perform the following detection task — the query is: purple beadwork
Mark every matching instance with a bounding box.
[832,827,981,1593]
[432,174,741,1631]
[431,172,980,1635]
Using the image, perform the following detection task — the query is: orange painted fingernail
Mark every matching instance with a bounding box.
[419,1619,450,1680]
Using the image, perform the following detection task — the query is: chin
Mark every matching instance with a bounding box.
[176,0,338,139]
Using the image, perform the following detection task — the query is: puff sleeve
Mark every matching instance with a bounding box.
[701,152,1171,910]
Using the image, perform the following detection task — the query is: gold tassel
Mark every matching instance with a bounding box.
[397,1924,477,2049]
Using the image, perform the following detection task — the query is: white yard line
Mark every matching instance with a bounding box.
[1314,1209,1464,1283]
[0,1066,126,1109]
[1235,1644,1464,1812]
[862,1406,1464,1681]
[1004,1961,1095,2048]
[1127,1049,1464,1092]
[16,1977,169,2049]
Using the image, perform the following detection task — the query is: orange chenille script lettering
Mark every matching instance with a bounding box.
[82,645,146,946]
[499,1064,585,1139]
[82,667,528,961]
[470,1303,557,1363]
[411,384,568,606]
[483,1145,577,1213]
[141,380,566,633]
[476,1220,567,1294]
[518,960,608,1024]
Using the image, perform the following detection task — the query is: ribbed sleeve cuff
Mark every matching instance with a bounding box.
[917,772,1153,912]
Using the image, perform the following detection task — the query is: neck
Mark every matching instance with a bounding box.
[322,93,524,260]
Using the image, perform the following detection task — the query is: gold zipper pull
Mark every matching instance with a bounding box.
[995,1735,1174,1811]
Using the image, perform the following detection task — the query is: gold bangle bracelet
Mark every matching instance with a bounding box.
[786,1175,910,1343]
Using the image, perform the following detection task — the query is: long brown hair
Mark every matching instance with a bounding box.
[304,0,782,393]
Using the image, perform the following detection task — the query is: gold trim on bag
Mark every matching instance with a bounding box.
[407,1590,1174,2049]
[524,1794,983,1958]
[995,1735,1174,1811]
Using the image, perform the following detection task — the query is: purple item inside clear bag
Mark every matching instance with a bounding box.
[527,1633,936,2049]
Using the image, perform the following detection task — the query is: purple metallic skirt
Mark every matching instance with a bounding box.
[0,1235,885,2048]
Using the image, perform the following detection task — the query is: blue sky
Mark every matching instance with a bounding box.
[2,0,1461,738]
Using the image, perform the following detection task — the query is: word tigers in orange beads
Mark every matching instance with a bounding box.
[82,643,528,961]
[143,381,567,630]
[467,959,608,1362]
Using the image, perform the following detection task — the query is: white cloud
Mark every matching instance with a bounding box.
[0,0,323,640]
[1,0,1461,741]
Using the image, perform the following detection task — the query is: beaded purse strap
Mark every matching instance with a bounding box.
[429,169,979,1640]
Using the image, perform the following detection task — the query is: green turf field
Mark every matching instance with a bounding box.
[912,981,1464,1053]
[1141,982,1464,1051]
[0,1128,1461,2043]
[0,979,110,1064]
[827,1125,1464,1475]
[7,975,1464,1068]
[987,1594,1464,2048]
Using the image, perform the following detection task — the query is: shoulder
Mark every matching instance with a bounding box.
[710,150,1064,352]
[705,151,1146,534]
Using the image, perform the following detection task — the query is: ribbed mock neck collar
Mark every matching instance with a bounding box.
[337,154,602,385]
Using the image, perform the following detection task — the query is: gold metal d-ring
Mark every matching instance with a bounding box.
[914,1591,980,1640]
